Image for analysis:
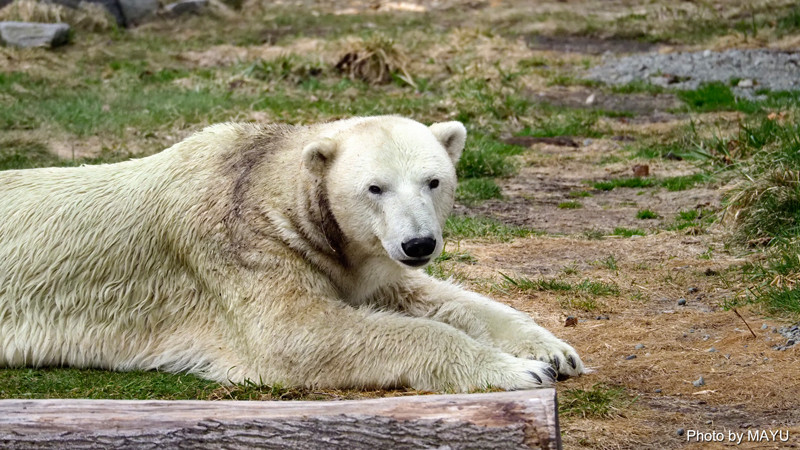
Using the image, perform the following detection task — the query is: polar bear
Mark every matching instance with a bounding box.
[0,116,584,391]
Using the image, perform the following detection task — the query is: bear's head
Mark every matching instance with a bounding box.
[302,117,466,268]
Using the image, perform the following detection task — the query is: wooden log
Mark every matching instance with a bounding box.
[0,389,560,449]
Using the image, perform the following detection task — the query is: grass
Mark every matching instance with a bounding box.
[444,216,538,242]
[559,384,634,419]
[456,178,503,205]
[568,190,593,198]
[0,368,219,400]
[677,82,760,113]
[500,273,619,296]
[592,177,655,191]
[613,227,646,237]
[558,201,583,209]
[597,255,618,271]
[636,209,659,220]
[660,173,709,191]
[457,133,523,179]
[667,209,716,232]
[592,174,710,192]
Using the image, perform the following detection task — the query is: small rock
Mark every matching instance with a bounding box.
[118,0,159,26]
[654,388,662,393]
[595,315,609,320]
[738,78,755,88]
[585,93,596,105]
[687,287,698,293]
[677,428,685,436]
[635,344,645,350]
[702,49,712,57]
[702,334,710,341]
[689,328,695,333]
[0,21,70,48]
[693,376,705,387]
[705,420,712,425]
[625,354,637,360]
[165,0,208,16]
[583,138,593,146]
[677,298,686,306]
[761,323,769,330]
[707,347,717,353]
[564,316,578,327]
[632,164,649,177]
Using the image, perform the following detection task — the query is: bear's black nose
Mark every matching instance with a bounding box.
[402,237,437,258]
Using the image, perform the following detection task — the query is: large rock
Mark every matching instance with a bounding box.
[117,0,157,26]
[0,21,70,48]
[48,0,127,27]
[164,0,207,16]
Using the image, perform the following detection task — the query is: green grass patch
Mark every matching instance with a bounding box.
[500,273,619,296]
[559,384,634,419]
[444,216,537,242]
[636,209,659,220]
[667,209,716,231]
[592,177,655,191]
[518,112,602,138]
[557,201,583,209]
[568,190,593,198]
[660,173,710,191]
[612,227,645,237]
[676,82,760,113]
[597,255,618,271]
[0,139,61,171]
[0,368,220,400]
[456,177,503,205]
[456,133,523,179]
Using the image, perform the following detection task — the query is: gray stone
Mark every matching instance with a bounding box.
[635,344,645,350]
[165,0,208,16]
[693,376,705,387]
[624,354,636,360]
[118,0,158,26]
[738,78,755,88]
[761,323,769,330]
[654,388,662,393]
[677,298,686,306]
[0,21,70,48]
[48,0,126,26]
[677,428,685,436]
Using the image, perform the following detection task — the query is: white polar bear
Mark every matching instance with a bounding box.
[0,116,584,391]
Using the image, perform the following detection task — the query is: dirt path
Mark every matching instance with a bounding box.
[447,137,800,448]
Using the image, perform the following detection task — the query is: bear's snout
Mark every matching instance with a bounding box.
[401,237,437,266]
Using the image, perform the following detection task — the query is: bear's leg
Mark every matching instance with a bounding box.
[395,273,585,378]
[227,294,558,392]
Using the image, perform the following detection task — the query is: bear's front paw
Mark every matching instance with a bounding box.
[494,323,585,379]
[516,337,585,379]
[480,353,557,391]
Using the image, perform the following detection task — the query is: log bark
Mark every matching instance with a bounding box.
[0,389,560,449]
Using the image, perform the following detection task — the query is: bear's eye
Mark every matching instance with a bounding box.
[429,179,440,189]
[368,185,383,195]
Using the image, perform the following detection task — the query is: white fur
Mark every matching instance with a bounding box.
[0,116,584,391]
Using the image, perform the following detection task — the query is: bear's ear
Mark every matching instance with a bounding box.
[429,121,467,164]
[302,139,338,175]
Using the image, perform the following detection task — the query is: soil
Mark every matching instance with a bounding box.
[447,135,800,447]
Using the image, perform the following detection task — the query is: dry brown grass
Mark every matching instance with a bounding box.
[0,0,114,31]
[335,35,415,87]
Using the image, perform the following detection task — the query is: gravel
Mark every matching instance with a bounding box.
[586,49,800,99]
[773,323,800,351]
